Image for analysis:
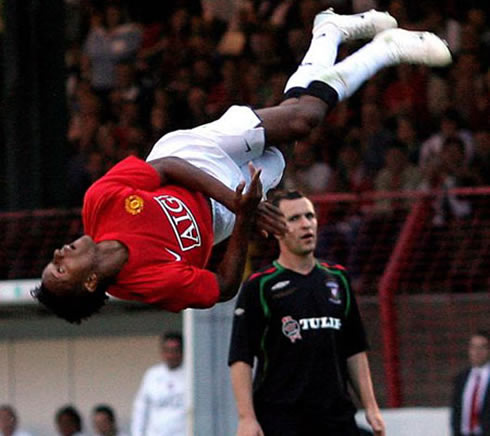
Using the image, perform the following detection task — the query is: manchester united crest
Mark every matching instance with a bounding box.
[125,195,144,215]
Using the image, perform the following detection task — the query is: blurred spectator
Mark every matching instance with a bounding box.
[382,64,428,120]
[283,139,333,195]
[0,405,33,436]
[450,330,490,436]
[419,109,474,171]
[358,101,395,176]
[92,404,128,436]
[450,51,486,127]
[374,141,422,213]
[206,57,243,117]
[469,127,490,186]
[332,141,372,195]
[422,136,477,226]
[131,332,187,436]
[82,3,142,95]
[394,114,423,165]
[55,405,84,436]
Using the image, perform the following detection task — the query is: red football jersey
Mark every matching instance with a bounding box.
[83,156,220,311]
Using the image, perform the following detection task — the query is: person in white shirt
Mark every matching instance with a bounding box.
[91,405,128,436]
[131,332,188,436]
[451,330,490,436]
[0,405,33,436]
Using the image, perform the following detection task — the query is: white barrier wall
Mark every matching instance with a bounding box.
[356,408,451,436]
[0,307,181,435]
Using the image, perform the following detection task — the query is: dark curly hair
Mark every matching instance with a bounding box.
[31,279,112,324]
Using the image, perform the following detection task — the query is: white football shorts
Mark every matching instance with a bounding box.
[146,105,286,244]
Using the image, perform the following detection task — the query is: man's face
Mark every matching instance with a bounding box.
[42,235,97,295]
[0,409,16,435]
[161,339,183,370]
[468,334,489,367]
[93,412,113,435]
[56,414,79,436]
[277,197,317,256]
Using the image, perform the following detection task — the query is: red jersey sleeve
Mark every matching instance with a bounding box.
[110,262,221,312]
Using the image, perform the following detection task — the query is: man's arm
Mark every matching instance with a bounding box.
[230,361,264,436]
[215,164,262,302]
[148,157,286,236]
[149,156,237,211]
[347,351,385,436]
[131,374,150,436]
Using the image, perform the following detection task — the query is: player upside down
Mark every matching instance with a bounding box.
[33,9,452,323]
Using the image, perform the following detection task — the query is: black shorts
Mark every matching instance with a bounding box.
[255,404,361,436]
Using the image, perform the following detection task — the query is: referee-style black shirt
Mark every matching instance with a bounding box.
[228,260,368,420]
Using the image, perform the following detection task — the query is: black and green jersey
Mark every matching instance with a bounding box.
[228,260,368,419]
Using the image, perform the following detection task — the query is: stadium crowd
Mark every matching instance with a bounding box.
[63,0,489,208]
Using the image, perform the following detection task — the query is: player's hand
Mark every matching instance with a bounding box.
[366,408,386,436]
[234,163,263,218]
[255,200,286,238]
[236,416,264,436]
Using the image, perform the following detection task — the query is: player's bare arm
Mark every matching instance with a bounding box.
[216,164,263,302]
[148,156,286,236]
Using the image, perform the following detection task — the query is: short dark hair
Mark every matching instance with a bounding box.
[93,404,115,423]
[31,280,111,324]
[56,405,82,431]
[161,331,183,349]
[268,189,306,208]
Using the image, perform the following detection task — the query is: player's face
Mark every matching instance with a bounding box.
[42,235,97,295]
[161,339,183,369]
[468,334,489,367]
[278,197,317,256]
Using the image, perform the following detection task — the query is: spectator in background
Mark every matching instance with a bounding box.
[469,127,490,186]
[374,141,422,214]
[92,404,128,436]
[358,101,395,177]
[0,405,32,436]
[332,141,372,195]
[419,109,474,171]
[55,405,84,436]
[131,332,188,436]
[422,136,476,226]
[450,330,490,436]
[381,64,428,120]
[394,115,422,165]
[82,3,142,97]
[283,138,333,195]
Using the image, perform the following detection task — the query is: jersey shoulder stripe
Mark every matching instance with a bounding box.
[319,261,346,271]
[247,265,277,282]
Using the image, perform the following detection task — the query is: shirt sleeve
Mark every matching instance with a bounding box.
[124,262,220,312]
[340,273,369,358]
[131,369,151,436]
[228,278,266,366]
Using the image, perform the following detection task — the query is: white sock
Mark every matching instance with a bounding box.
[318,39,395,101]
[284,25,342,92]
